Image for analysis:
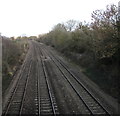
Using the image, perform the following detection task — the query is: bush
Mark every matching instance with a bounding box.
[2,37,28,95]
[37,4,120,99]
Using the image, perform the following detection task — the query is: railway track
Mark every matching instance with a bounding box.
[3,41,59,115]
[18,44,38,115]
[2,51,32,115]
[35,43,59,115]
[3,41,114,115]
[38,42,111,115]
[2,42,36,115]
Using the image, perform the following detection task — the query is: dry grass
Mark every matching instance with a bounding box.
[2,37,29,96]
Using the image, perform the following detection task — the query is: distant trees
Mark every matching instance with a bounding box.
[39,4,119,62]
[65,20,79,31]
[41,23,71,50]
[28,36,37,40]
[16,36,37,40]
[38,4,120,69]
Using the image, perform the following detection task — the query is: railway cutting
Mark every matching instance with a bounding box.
[2,40,119,115]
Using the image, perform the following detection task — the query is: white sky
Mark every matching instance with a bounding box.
[0,0,119,37]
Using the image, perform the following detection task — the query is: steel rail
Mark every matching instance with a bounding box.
[48,48,111,115]
[19,42,39,115]
[37,61,41,115]
[41,45,110,115]
[37,44,56,116]
[3,48,32,116]
[41,47,93,115]
[34,44,41,115]
[19,61,33,116]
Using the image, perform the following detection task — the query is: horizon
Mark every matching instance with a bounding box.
[0,0,119,37]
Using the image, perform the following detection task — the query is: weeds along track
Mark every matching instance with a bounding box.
[39,43,111,115]
[3,41,59,115]
[2,43,33,115]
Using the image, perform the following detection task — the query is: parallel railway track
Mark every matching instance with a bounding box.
[39,42,111,115]
[3,41,59,115]
[3,41,113,115]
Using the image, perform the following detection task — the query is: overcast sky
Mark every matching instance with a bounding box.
[0,0,119,37]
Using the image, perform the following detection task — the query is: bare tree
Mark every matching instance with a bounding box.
[65,20,79,31]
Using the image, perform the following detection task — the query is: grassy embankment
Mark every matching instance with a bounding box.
[37,4,120,101]
[2,37,29,96]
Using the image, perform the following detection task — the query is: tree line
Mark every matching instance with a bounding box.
[37,4,120,100]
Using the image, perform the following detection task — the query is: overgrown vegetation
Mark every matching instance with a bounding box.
[2,36,29,96]
[37,4,120,100]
